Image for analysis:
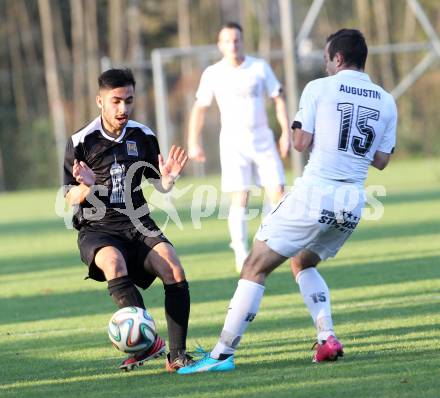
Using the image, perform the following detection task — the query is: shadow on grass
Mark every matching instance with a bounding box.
[1,253,439,325]
[0,252,82,276]
[0,237,232,276]
[184,299,440,341]
[318,255,440,289]
[0,218,69,236]
[1,327,439,398]
[177,217,440,255]
[381,189,440,206]
[342,322,440,342]
[2,205,438,274]
[351,219,440,242]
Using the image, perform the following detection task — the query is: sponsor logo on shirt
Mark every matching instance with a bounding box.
[318,209,359,233]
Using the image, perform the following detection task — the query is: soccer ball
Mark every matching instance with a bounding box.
[108,306,156,353]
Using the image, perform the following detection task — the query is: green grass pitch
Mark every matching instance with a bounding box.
[0,157,439,398]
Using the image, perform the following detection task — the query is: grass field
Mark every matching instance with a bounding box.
[1,157,439,398]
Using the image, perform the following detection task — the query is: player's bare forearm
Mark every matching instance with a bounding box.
[188,104,208,161]
[150,175,176,193]
[371,151,391,170]
[293,129,313,152]
[274,95,290,133]
[273,95,291,157]
[188,104,207,147]
[160,174,178,193]
[66,183,93,206]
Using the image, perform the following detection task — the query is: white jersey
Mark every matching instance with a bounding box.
[295,70,397,186]
[195,56,282,136]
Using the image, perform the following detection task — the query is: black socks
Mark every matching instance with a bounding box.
[218,353,233,360]
[108,276,145,309]
[164,280,190,361]
[108,276,190,362]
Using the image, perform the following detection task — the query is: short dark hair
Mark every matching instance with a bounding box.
[220,22,243,34]
[98,68,136,90]
[326,29,368,69]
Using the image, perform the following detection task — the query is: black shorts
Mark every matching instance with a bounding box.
[77,224,171,289]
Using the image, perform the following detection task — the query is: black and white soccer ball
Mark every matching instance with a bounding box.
[108,306,156,353]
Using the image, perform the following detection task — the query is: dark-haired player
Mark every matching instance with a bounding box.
[178,28,397,374]
[64,68,193,372]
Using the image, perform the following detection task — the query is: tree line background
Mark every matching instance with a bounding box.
[0,0,439,191]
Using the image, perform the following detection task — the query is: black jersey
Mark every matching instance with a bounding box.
[63,116,161,231]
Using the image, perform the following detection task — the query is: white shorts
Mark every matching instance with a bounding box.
[255,178,364,260]
[219,129,285,192]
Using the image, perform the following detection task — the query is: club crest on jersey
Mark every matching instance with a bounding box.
[126,141,138,156]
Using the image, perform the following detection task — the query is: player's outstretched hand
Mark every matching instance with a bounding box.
[72,159,96,186]
[279,133,292,159]
[158,145,188,179]
[188,143,206,162]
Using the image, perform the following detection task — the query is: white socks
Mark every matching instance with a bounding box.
[209,269,334,359]
[228,206,248,270]
[296,267,334,343]
[211,279,265,358]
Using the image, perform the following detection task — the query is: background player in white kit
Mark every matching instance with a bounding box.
[188,22,291,272]
[178,28,397,374]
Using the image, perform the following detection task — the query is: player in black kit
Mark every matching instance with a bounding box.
[63,68,193,372]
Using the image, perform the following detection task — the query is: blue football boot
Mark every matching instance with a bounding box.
[177,350,235,374]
